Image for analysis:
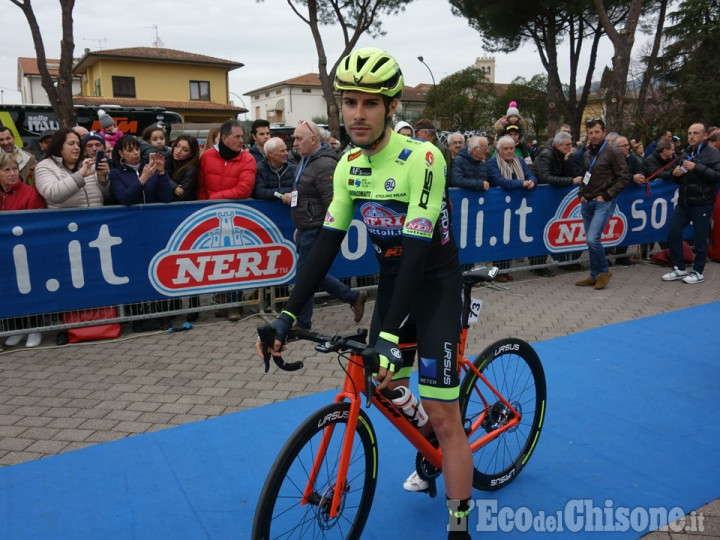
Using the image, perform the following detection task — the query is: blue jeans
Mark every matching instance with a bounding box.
[581,199,617,278]
[668,203,713,274]
[295,228,359,329]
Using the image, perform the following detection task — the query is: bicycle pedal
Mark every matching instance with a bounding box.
[427,477,437,498]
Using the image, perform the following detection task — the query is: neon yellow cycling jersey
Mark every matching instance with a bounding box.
[325,131,458,277]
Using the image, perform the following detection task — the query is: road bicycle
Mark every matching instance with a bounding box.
[253,265,547,539]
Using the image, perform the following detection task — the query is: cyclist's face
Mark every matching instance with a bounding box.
[342,91,397,149]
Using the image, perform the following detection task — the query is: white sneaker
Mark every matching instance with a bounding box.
[682,271,704,284]
[25,333,43,348]
[5,334,23,347]
[662,266,688,281]
[403,470,429,492]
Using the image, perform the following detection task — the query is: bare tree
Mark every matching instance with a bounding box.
[449,0,626,139]
[593,0,645,131]
[9,0,77,126]
[268,0,414,137]
[631,0,668,141]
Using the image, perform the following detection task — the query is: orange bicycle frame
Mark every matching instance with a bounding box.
[300,334,522,518]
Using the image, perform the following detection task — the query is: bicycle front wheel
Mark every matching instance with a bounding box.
[252,402,379,539]
[459,337,546,491]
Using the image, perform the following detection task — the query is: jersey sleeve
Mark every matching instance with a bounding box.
[403,146,447,241]
[323,156,355,232]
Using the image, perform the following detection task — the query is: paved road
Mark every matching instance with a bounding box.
[1,260,718,537]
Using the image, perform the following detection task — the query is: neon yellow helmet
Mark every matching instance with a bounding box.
[334,47,404,99]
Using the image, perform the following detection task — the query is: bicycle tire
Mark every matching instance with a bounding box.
[252,402,379,539]
[459,337,546,491]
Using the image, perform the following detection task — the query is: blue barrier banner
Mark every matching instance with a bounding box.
[1,181,678,318]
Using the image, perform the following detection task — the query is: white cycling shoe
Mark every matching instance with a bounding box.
[403,470,429,492]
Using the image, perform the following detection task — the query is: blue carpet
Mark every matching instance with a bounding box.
[1,303,718,539]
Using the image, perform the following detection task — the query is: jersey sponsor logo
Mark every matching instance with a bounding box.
[349,190,372,198]
[384,178,396,192]
[360,202,405,237]
[347,150,362,162]
[543,188,628,252]
[324,210,335,223]
[383,246,403,257]
[419,169,433,210]
[373,192,407,200]
[406,218,434,234]
[350,166,372,176]
[149,204,296,296]
[398,148,413,161]
[349,177,371,188]
[425,151,434,167]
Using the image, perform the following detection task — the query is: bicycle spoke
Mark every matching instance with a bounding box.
[460,339,546,491]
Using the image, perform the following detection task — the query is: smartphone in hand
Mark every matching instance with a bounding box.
[95,150,105,169]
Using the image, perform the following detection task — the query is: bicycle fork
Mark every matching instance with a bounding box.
[300,359,366,520]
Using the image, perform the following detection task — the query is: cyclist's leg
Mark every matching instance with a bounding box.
[414,272,472,535]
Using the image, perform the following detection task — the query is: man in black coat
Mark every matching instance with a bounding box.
[642,140,676,181]
[662,123,720,284]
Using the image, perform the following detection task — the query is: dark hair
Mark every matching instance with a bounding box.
[414,118,435,132]
[140,123,166,143]
[111,135,141,168]
[656,140,673,152]
[170,135,200,180]
[251,119,270,135]
[585,117,606,131]
[0,126,12,136]
[220,119,242,138]
[43,127,82,170]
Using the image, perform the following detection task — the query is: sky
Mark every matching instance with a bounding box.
[0,0,624,108]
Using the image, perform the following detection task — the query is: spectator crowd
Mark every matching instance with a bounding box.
[2,105,719,349]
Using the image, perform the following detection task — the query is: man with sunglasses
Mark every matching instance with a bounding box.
[262,49,472,539]
[288,119,366,330]
[575,118,629,290]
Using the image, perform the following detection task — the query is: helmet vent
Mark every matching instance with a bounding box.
[372,57,389,72]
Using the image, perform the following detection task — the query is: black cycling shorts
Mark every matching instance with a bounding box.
[369,269,462,401]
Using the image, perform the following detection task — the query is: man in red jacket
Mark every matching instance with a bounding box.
[198,119,256,200]
[197,119,257,321]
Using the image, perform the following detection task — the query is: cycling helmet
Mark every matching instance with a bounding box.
[334,47,404,99]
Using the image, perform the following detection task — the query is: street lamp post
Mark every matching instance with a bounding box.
[229,91,248,120]
[417,56,437,127]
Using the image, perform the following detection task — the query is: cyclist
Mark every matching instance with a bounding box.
[258,47,472,539]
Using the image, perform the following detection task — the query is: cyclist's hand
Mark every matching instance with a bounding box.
[255,311,294,359]
[374,332,402,390]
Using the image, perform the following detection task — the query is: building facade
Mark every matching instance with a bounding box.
[245,73,429,126]
[17,57,82,105]
[71,47,246,123]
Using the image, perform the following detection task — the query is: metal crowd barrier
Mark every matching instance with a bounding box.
[0,274,382,340]
[0,245,655,342]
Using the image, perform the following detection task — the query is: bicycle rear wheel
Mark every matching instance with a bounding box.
[459,337,546,491]
[252,402,378,539]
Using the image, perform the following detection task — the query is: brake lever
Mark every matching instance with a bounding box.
[257,324,304,373]
[361,348,379,408]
